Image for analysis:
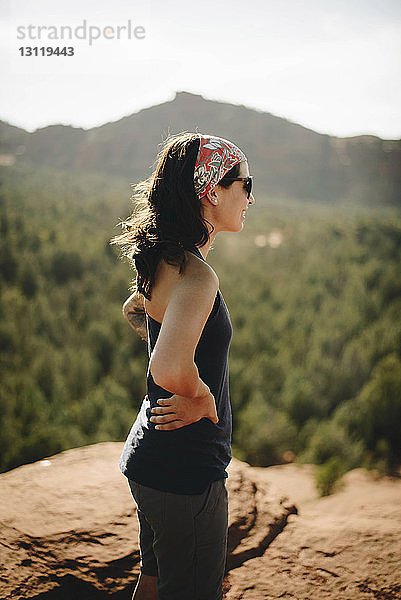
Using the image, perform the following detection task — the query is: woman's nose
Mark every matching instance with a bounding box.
[248,193,256,205]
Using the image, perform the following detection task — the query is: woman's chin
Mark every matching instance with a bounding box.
[221,221,244,233]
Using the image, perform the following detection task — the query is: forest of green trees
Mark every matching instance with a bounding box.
[1,164,400,487]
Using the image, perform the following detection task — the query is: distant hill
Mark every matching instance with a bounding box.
[1,91,400,204]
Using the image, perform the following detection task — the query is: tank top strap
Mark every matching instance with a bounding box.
[187,245,205,262]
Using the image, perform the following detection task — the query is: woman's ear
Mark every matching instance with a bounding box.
[205,190,219,205]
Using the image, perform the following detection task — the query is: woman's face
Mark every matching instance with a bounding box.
[209,161,255,234]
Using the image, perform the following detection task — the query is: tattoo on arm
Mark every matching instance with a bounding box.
[126,311,147,342]
[123,292,148,342]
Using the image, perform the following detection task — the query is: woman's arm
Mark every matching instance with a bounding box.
[122,291,148,342]
[149,260,219,429]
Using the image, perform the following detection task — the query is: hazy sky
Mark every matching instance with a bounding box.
[1,0,400,138]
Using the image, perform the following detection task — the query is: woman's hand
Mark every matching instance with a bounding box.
[150,391,218,431]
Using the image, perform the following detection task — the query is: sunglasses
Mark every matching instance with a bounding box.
[224,176,253,199]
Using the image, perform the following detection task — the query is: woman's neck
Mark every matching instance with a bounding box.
[198,235,215,260]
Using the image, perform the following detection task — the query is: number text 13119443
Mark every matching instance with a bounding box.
[18,47,75,56]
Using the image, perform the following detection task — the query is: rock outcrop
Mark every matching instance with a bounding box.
[226,465,401,600]
[0,443,296,599]
[3,444,399,599]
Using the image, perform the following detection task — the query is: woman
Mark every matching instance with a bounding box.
[111,132,255,600]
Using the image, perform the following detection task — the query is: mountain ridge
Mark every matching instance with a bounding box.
[1,91,400,204]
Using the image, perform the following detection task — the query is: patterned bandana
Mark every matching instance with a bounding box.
[193,135,247,198]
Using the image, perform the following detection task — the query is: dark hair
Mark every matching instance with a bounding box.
[110,132,241,299]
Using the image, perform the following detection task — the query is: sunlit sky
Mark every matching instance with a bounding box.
[1,0,400,138]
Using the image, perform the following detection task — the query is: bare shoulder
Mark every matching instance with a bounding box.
[157,249,219,291]
[181,249,219,289]
[144,249,218,323]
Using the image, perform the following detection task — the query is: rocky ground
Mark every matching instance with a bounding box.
[0,442,400,599]
[224,464,401,600]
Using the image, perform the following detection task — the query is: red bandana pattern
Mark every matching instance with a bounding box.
[194,135,247,198]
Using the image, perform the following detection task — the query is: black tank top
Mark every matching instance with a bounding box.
[119,246,233,494]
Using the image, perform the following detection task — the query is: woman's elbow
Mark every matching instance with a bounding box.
[149,355,195,394]
[149,356,181,389]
